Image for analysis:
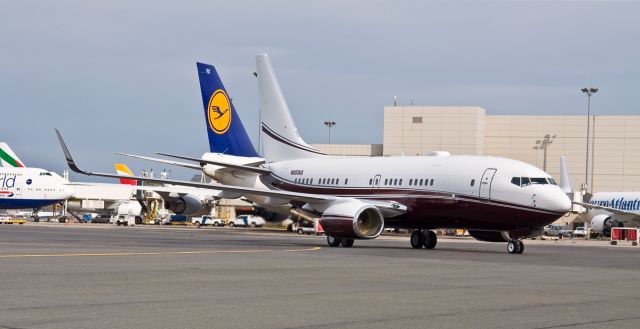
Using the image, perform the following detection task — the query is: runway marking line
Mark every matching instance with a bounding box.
[0,246,321,259]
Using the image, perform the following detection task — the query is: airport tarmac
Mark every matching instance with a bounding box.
[0,223,638,329]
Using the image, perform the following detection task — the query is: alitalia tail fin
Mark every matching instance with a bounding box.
[0,142,26,168]
[255,54,325,162]
[197,62,259,157]
[114,164,137,185]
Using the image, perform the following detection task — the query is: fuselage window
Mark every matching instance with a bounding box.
[419,179,424,186]
[384,179,388,185]
[369,178,373,185]
[399,179,403,185]
[430,179,434,186]
[345,178,348,185]
[470,179,475,186]
[393,179,397,185]
[409,179,413,186]
[310,178,314,185]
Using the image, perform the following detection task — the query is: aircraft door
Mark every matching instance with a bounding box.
[370,174,381,192]
[479,168,497,199]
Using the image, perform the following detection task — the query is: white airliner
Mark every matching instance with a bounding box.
[556,158,640,235]
[577,192,640,235]
[56,54,572,254]
[0,143,74,209]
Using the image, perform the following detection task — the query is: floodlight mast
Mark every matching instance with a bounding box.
[581,87,598,192]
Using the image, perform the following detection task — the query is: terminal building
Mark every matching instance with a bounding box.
[313,106,640,193]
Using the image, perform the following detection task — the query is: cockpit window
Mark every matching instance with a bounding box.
[39,172,52,176]
[511,177,536,187]
[530,178,548,185]
[547,178,557,185]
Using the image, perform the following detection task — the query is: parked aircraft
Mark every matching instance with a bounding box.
[117,62,289,221]
[0,143,73,209]
[555,157,640,236]
[56,54,572,254]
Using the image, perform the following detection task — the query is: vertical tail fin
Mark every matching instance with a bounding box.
[114,164,137,185]
[255,54,324,162]
[559,156,573,197]
[0,142,26,168]
[196,62,259,157]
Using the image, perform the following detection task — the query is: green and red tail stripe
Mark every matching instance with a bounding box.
[0,148,24,168]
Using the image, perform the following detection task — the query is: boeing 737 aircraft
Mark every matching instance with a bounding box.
[56,54,572,254]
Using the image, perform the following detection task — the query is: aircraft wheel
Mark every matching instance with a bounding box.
[507,240,521,254]
[517,240,525,254]
[410,230,425,249]
[327,236,342,247]
[341,239,354,248]
[424,230,437,249]
[194,221,201,228]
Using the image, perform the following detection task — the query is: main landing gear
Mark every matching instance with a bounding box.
[410,230,437,249]
[326,236,355,248]
[507,240,525,254]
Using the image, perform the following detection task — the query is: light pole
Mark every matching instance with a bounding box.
[581,87,598,191]
[324,120,336,144]
[533,134,556,172]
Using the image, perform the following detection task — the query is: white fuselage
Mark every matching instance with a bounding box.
[581,191,640,227]
[262,154,571,230]
[0,167,74,209]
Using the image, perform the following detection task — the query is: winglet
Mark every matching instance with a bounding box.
[55,129,92,175]
[559,156,573,197]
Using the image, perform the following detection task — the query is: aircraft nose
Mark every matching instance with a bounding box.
[549,188,572,213]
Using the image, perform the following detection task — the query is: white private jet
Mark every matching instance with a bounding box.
[55,54,571,254]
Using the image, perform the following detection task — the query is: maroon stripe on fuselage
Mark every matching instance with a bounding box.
[261,175,564,230]
[261,124,325,155]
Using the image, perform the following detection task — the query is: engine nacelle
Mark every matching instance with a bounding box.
[164,194,203,216]
[591,214,622,236]
[319,200,384,239]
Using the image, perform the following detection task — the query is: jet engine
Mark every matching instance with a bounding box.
[591,214,622,236]
[319,200,384,239]
[164,194,203,216]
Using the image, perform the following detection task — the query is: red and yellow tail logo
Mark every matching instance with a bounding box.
[114,164,137,185]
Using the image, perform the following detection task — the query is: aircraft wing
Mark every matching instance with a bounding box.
[573,201,639,217]
[115,153,203,171]
[57,129,333,204]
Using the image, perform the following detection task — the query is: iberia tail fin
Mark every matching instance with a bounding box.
[0,142,26,168]
[114,164,137,185]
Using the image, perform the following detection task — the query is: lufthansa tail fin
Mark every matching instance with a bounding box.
[0,142,26,168]
[256,54,325,162]
[197,62,259,157]
[114,164,137,186]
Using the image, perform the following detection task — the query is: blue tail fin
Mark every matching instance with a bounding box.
[197,62,259,157]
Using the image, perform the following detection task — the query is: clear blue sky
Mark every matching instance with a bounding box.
[1,1,638,180]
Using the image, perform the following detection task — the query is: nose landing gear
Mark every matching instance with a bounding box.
[507,239,525,254]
